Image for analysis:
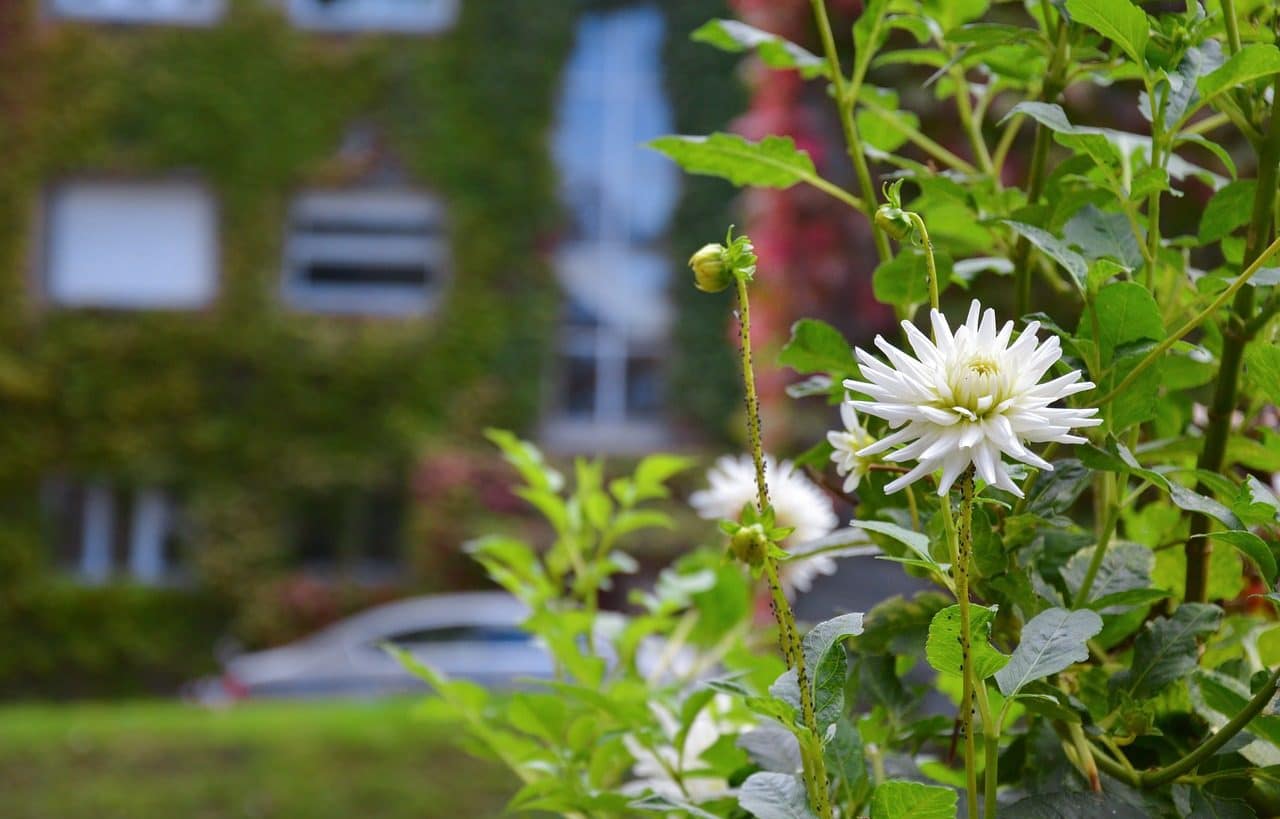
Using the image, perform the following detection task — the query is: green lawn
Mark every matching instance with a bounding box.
[0,698,513,818]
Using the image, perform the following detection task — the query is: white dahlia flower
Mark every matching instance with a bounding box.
[623,695,745,801]
[690,454,843,594]
[827,399,877,492]
[842,300,1101,497]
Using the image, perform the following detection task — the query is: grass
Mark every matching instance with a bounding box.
[0,698,513,818]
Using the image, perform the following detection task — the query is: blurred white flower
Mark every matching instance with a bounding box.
[843,300,1101,497]
[623,695,743,802]
[827,399,877,492]
[690,454,841,594]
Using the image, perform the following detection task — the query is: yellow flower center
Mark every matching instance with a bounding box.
[949,356,1007,419]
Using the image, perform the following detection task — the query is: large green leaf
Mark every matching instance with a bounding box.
[925,604,1009,679]
[849,520,938,567]
[1114,603,1222,699]
[1199,180,1256,244]
[1003,220,1088,291]
[995,608,1102,696]
[1079,281,1164,364]
[1199,530,1277,585]
[1063,205,1144,270]
[632,795,722,819]
[649,133,818,189]
[691,19,827,79]
[1004,791,1149,818]
[1198,44,1280,109]
[1061,542,1153,612]
[1064,0,1149,65]
[870,780,957,819]
[1000,102,1121,168]
[1246,343,1280,405]
[803,612,865,728]
[778,319,856,377]
[739,772,817,819]
[872,247,953,310]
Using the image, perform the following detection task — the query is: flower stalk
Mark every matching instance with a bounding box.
[733,270,833,819]
[955,469,980,819]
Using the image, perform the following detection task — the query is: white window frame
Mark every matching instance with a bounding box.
[45,0,225,25]
[286,0,459,34]
[42,177,220,310]
[281,188,450,316]
[45,480,182,585]
[543,4,677,453]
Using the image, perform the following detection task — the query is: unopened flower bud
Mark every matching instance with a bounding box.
[875,205,914,242]
[689,243,732,293]
[730,522,768,568]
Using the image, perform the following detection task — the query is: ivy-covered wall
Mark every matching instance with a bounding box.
[0,0,580,583]
[0,0,740,679]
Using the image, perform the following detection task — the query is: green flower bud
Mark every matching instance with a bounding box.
[875,205,914,243]
[689,243,732,293]
[729,522,768,568]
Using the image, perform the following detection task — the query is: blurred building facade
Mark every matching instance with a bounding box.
[0,0,742,666]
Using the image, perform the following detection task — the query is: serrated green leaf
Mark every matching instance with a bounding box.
[849,520,936,566]
[1198,530,1277,585]
[649,133,818,189]
[1199,180,1256,245]
[1061,542,1153,612]
[872,246,953,310]
[779,319,856,377]
[1246,343,1280,405]
[739,771,817,819]
[926,604,1009,679]
[870,779,957,819]
[1064,0,1149,65]
[1004,791,1149,818]
[1198,44,1280,109]
[1003,220,1088,290]
[1115,603,1222,699]
[804,612,865,729]
[691,19,827,79]
[995,607,1103,696]
[1079,281,1164,364]
[1064,205,1144,270]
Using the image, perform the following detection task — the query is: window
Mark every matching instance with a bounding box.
[43,481,183,584]
[544,5,678,452]
[290,487,405,581]
[282,189,449,316]
[47,0,224,25]
[287,0,458,34]
[44,179,218,309]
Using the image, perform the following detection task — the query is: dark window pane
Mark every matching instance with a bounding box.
[626,355,662,416]
[384,625,529,647]
[563,354,597,416]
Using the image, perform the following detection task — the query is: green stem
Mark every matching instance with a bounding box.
[1094,231,1280,408]
[1067,722,1102,791]
[907,212,941,313]
[1141,666,1280,787]
[1221,0,1242,56]
[1013,18,1069,318]
[1185,78,1280,603]
[950,67,995,175]
[956,470,979,819]
[1072,475,1120,608]
[734,274,832,819]
[858,97,979,175]
[809,0,891,262]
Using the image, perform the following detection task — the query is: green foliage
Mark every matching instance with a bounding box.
[414,0,1280,815]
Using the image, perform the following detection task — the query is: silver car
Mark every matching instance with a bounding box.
[199,591,557,702]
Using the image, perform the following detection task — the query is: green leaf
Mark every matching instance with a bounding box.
[995,607,1103,696]
[1079,281,1164,364]
[632,794,722,819]
[1164,41,1226,129]
[1198,44,1280,109]
[1246,343,1280,405]
[1001,102,1121,168]
[1003,220,1087,290]
[849,520,937,566]
[1198,530,1277,585]
[649,133,819,189]
[485,428,563,492]
[1172,784,1258,819]
[1061,542,1153,612]
[1166,482,1241,530]
[778,319,856,377]
[1199,180,1256,244]
[1005,791,1149,818]
[870,779,957,819]
[925,604,1009,679]
[803,612,865,728]
[1115,603,1222,699]
[1064,0,1149,65]
[632,454,696,500]
[1105,340,1162,430]
[1064,205,1144,270]
[872,246,952,310]
[691,19,827,79]
[739,772,817,819]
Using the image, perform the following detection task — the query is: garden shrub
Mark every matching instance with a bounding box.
[404,2,1280,817]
